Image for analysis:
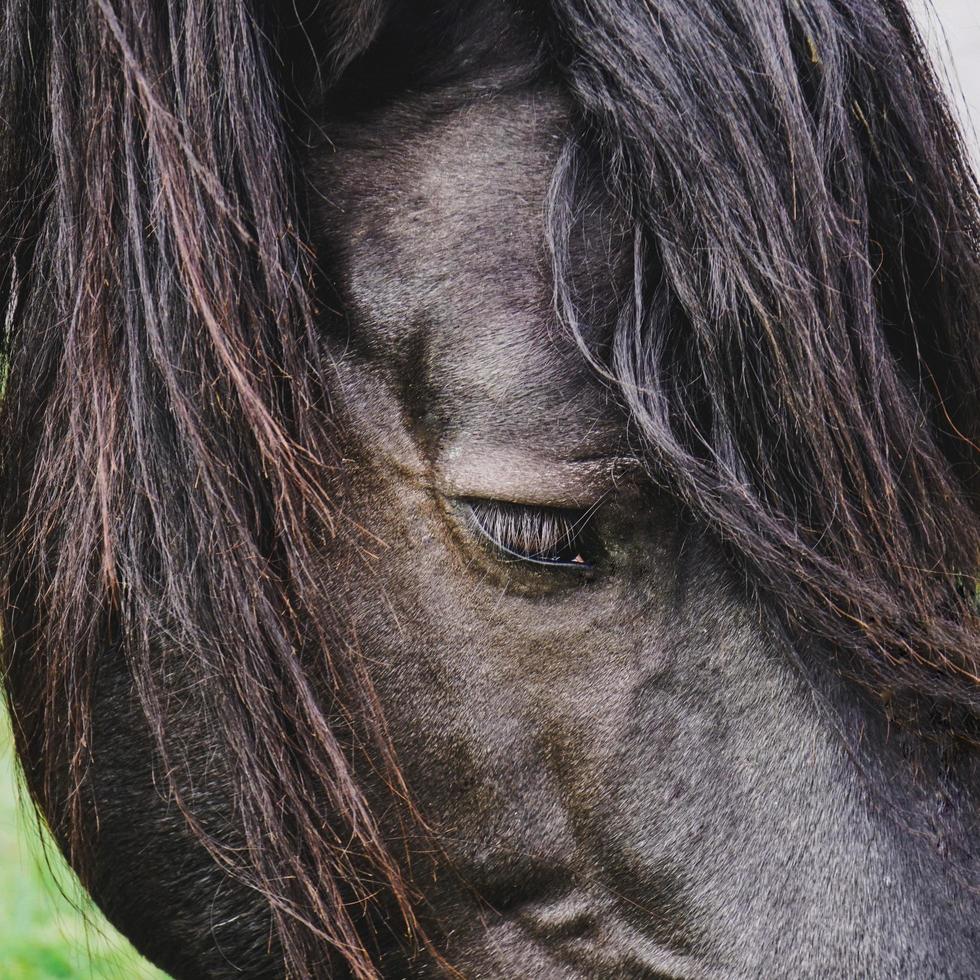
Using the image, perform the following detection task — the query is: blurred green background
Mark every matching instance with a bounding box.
[0,708,170,979]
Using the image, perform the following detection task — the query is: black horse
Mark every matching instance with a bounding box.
[1,1,978,977]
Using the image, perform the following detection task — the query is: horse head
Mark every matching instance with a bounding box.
[1,1,977,976]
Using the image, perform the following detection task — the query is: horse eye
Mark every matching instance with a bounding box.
[463,499,596,571]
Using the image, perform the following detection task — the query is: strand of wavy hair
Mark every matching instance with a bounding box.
[0,1,425,976]
[545,0,980,724]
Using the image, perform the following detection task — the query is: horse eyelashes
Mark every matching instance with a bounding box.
[464,499,595,570]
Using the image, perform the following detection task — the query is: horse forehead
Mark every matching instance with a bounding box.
[316,89,572,359]
[312,88,627,462]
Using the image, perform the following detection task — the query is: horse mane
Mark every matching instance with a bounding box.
[546,0,980,719]
[0,1,977,977]
[0,2,423,977]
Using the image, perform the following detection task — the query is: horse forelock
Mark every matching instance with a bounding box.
[546,0,980,722]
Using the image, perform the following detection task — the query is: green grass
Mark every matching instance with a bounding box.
[0,709,171,979]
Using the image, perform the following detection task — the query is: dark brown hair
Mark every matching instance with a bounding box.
[546,0,980,716]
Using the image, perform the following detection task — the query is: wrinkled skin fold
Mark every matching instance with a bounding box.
[1,1,978,978]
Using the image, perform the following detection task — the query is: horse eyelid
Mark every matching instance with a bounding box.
[462,499,595,570]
